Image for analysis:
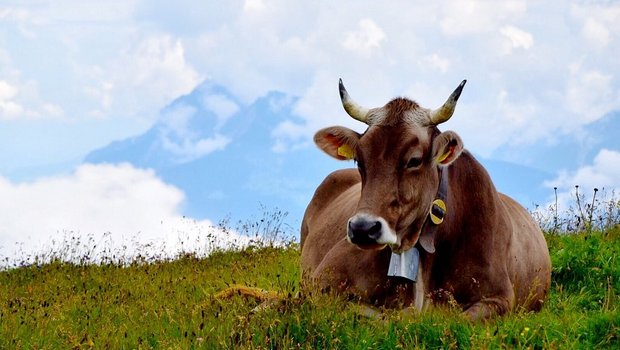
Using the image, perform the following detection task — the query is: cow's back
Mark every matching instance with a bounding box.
[500,194,551,311]
[301,168,361,274]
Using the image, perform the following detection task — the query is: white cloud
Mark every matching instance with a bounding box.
[203,94,240,126]
[449,88,539,155]
[0,80,23,119]
[244,0,266,13]
[42,103,64,117]
[158,102,232,162]
[0,163,247,264]
[2,5,200,123]
[160,104,197,138]
[100,35,202,118]
[127,36,197,88]
[543,149,620,214]
[271,71,372,152]
[343,19,386,56]
[272,120,311,153]
[546,149,620,191]
[582,18,610,49]
[424,53,451,73]
[0,163,181,242]
[0,7,30,21]
[0,6,38,37]
[566,63,620,123]
[161,133,231,163]
[500,25,534,54]
[0,79,65,120]
[0,80,18,100]
[572,2,620,49]
[440,0,527,37]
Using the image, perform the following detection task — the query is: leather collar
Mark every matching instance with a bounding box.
[387,168,449,280]
[418,167,449,254]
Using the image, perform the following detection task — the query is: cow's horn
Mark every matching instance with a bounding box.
[339,78,370,124]
[429,80,467,125]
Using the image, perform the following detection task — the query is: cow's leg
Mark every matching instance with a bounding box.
[310,241,413,307]
[309,242,355,295]
[462,296,512,321]
[311,264,350,295]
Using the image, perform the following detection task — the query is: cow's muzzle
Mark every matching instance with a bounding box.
[347,214,397,249]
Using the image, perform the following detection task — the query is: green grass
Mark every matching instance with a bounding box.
[1,229,619,349]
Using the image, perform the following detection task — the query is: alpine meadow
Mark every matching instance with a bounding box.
[1,191,619,349]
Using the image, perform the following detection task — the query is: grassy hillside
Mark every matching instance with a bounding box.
[1,229,619,349]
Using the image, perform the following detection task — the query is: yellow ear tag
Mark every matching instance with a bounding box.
[430,199,446,225]
[337,144,355,159]
[436,146,454,164]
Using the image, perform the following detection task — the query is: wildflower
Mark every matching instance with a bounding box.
[520,326,530,337]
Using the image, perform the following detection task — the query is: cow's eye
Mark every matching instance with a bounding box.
[406,157,423,169]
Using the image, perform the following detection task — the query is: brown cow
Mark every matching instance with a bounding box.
[300,79,551,321]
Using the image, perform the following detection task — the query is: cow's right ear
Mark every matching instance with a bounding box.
[314,126,361,160]
[432,131,463,167]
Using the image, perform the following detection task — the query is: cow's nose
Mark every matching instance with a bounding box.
[348,216,382,244]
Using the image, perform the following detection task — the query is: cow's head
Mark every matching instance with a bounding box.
[314,79,466,253]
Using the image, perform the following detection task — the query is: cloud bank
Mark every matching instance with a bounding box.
[542,149,620,217]
[0,163,247,265]
[2,1,620,170]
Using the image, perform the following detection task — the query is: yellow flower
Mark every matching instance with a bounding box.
[520,327,531,337]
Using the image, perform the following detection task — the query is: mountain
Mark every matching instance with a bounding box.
[85,81,343,225]
[85,80,555,226]
[492,111,620,175]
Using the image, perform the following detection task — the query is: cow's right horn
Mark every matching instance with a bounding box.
[429,80,467,125]
[339,78,370,124]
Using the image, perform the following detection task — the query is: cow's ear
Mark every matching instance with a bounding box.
[432,131,463,166]
[314,126,361,160]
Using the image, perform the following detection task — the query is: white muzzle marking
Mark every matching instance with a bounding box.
[347,213,397,245]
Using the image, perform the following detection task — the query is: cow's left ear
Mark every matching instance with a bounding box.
[432,131,463,167]
[314,126,361,160]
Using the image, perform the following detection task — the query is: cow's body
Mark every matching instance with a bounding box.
[301,80,551,320]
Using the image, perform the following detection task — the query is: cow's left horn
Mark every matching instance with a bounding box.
[429,80,467,125]
[339,78,370,124]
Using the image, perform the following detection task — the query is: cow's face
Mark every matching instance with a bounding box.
[314,80,465,252]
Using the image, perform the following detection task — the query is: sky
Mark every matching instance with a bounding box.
[1,0,620,262]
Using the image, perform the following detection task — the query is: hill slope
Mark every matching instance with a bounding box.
[1,230,618,349]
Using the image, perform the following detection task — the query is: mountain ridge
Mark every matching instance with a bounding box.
[85,80,566,224]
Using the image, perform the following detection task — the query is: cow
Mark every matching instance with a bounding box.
[300,79,551,321]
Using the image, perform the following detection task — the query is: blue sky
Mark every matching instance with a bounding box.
[1,1,620,260]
